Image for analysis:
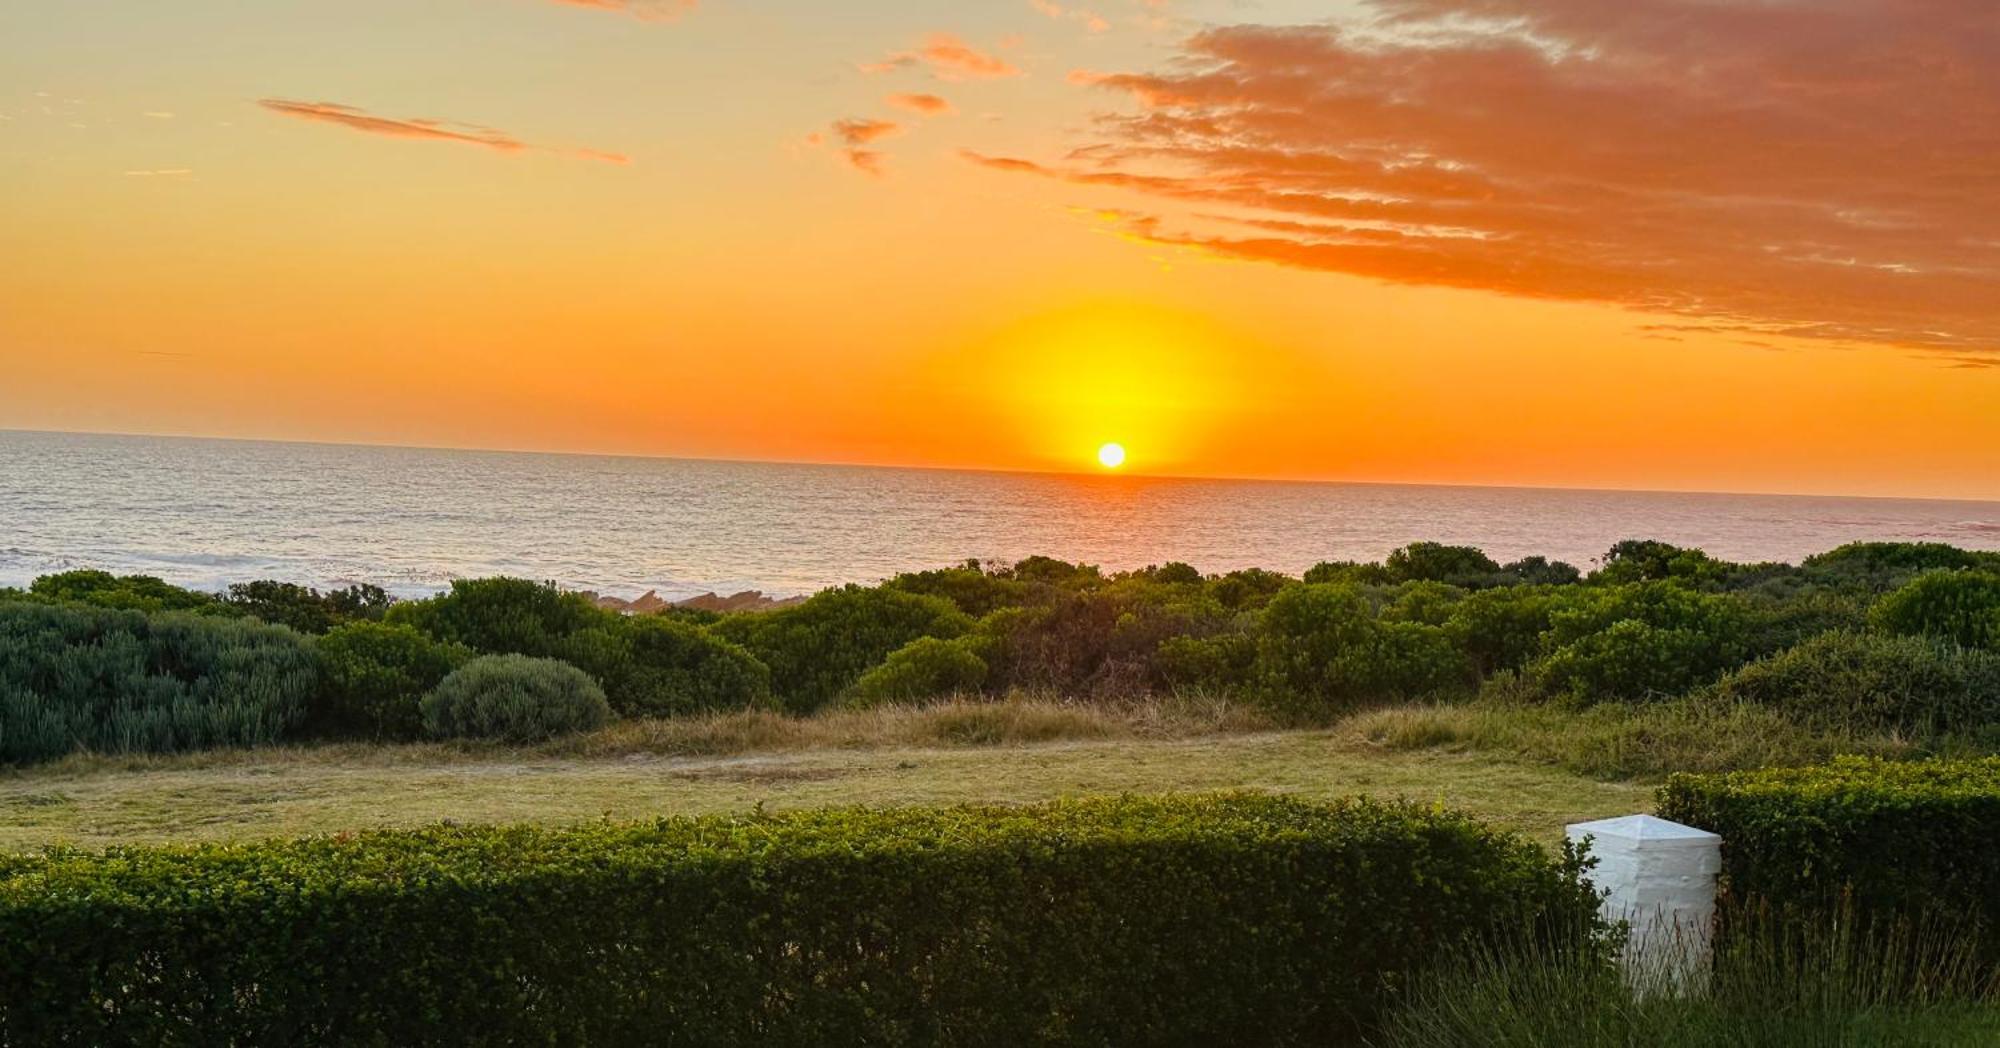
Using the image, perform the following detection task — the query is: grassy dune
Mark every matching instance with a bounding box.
[0,701,1651,852]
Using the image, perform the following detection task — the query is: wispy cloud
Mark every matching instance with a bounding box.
[820,117,903,176]
[1029,0,1110,34]
[547,0,695,20]
[257,99,626,164]
[863,33,1021,80]
[886,92,953,116]
[977,0,2000,356]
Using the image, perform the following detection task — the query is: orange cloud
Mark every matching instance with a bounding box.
[820,117,903,176]
[258,99,625,164]
[886,92,953,116]
[864,33,1021,80]
[548,0,695,19]
[983,1,2000,356]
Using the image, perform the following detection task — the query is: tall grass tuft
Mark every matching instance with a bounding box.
[1374,903,2000,1047]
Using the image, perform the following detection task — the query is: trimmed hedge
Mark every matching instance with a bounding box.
[1657,757,2000,957]
[0,794,1600,1046]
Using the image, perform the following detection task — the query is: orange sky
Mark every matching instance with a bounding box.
[2,0,1996,499]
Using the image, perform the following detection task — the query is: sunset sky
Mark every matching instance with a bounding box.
[3,0,1996,499]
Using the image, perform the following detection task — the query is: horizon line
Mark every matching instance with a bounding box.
[6,425,1998,507]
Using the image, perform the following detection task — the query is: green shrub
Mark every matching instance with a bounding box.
[1303,559,1392,586]
[1590,539,1729,587]
[1206,567,1292,610]
[1386,542,1502,587]
[387,577,609,657]
[420,653,609,741]
[576,616,772,717]
[1532,582,1751,701]
[1381,581,1467,626]
[1872,570,2000,650]
[27,569,226,614]
[225,580,391,634]
[1446,586,1560,675]
[715,585,973,713]
[1706,631,2000,734]
[1157,632,1257,692]
[883,564,1028,617]
[0,602,317,764]
[312,622,471,740]
[1498,555,1581,586]
[847,636,988,704]
[1805,541,2000,592]
[1252,584,1473,718]
[1658,757,2000,962]
[0,794,1602,1045]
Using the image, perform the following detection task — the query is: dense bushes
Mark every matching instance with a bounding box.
[1872,569,2000,650]
[714,585,971,713]
[421,654,610,741]
[580,616,772,717]
[848,636,988,704]
[1657,757,2000,960]
[0,602,318,763]
[1252,584,1472,717]
[0,794,1602,1045]
[7,536,1999,759]
[312,622,471,739]
[1706,631,2000,734]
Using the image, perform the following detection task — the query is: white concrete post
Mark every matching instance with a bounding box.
[1565,814,1722,995]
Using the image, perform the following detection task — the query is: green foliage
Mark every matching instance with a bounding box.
[1382,581,1468,626]
[312,622,471,740]
[1157,632,1258,692]
[575,616,772,718]
[1378,903,2000,1048]
[0,602,317,764]
[387,576,610,657]
[1386,542,1503,587]
[1872,569,2000,650]
[1498,556,1581,586]
[883,563,1027,617]
[1446,586,1561,675]
[1252,584,1473,718]
[420,653,610,741]
[27,569,226,614]
[1303,559,1392,586]
[225,580,391,634]
[1706,631,2000,734]
[847,636,988,705]
[1590,539,1729,587]
[1658,757,2000,963]
[0,794,1603,1046]
[1805,541,2000,592]
[714,585,972,713]
[1206,567,1292,610]
[1532,582,1751,701]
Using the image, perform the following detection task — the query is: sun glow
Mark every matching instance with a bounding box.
[1097,442,1126,469]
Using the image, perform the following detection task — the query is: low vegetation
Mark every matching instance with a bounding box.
[5,538,1997,771]
[1376,904,1999,1047]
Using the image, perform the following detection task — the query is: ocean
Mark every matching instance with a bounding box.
[3,429,1996,600]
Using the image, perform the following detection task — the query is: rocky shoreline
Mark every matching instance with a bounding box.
[580,588,806,615]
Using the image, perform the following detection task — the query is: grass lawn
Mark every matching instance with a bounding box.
[0,720,1653,852]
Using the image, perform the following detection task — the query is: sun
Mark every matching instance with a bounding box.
[1096,442,1127,470]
